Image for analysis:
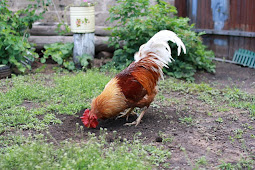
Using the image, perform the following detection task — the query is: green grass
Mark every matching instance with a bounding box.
[218,158,254,170]
[0,70,111,132]
[160,77,255,118]
[0,131,171,170]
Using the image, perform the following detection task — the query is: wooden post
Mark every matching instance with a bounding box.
[73,33,95,68]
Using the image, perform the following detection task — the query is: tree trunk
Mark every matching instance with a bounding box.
[73,33,95,68]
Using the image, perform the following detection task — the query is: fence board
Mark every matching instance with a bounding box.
[175,0,255,59]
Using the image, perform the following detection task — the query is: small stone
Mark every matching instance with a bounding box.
[96,51,113,59]
[155,136,163,142]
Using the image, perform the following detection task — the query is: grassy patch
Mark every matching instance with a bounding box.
[0,70,111,132]
[218,158,254,170]
[0,131,171,169]
[159,78,255,118]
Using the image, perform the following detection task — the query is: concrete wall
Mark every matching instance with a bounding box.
[8,0,175,27]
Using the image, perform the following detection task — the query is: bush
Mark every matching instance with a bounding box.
[0,0,51,72]
[107,0,215,81]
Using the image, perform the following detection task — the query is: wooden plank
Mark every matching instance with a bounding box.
[202,0,206,29]
[201,0,204,28]
[175,0,187,17]
[28,35,113,53]
[252,0,255,31]
[243,0,248,31]
[230,0,238,30]
[233,36,240,59]
[30,24,111,36]
[228,0,233,30]
[195,29,255,37]
[208,0,214,29]
[236,0,241,30]
[204,0,209,29]
[228,36,234,59]
[247,0,251,31]
[199,0,203,28]
[196,0,201,28]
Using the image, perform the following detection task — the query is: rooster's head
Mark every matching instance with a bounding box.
[80,109,98,128]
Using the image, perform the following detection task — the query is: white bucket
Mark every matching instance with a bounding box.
[70,6,95,33]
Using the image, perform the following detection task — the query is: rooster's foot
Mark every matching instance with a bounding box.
[116,107,135,121]
[124,109,146,127]
[124,121,137,126]
[124,119,143,127]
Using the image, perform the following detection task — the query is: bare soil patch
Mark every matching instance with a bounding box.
[195,61,255,94]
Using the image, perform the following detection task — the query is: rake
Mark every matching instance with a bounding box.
[232,49,255,68]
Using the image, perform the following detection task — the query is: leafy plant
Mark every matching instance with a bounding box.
[107,0,215,81]
[41,42,92,70]
[0,0,51,72]
[179,116,193,125]
[215,117,224,123]
[76,54,93,69]
[41,42,75,70]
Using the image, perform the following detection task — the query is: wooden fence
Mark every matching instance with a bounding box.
[175,0,255,60]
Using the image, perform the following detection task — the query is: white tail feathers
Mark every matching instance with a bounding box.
[134,30,186,68]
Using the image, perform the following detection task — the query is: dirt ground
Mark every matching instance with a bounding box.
[43,61,255,169]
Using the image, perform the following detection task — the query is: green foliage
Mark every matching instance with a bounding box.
[0,0,51,72]
[76,54,93,69]
[41,42,92,70]
[56,21,71,36]
[179,116,193,125]
[107,0,215,81]
[218,158,254,170]
[42,42,75,70]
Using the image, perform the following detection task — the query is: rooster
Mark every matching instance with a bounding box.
[81,30,186,128]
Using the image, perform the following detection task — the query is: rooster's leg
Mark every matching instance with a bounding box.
[125,108,147,127]
[116,107,135,120]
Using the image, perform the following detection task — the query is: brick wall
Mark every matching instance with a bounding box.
[8,0,175,27]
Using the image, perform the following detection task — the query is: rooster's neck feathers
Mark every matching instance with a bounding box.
[91,78,128,119]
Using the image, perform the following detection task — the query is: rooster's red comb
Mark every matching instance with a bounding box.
[80,109,90,124]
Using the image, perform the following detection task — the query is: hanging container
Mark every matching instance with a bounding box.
[70,6,95,33]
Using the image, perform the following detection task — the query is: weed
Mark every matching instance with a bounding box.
[196,156,208,166]
[218,161,235,170]
[218,158,254,170]
[34,65,47,73]
[215,117,224,123]
[217,106,230,112]
[242,123,253,130]
[194,156,208,169]
[179,116,193,125]
[234,129,244,139]
[207,112,213,116]
[158,131,174,144]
